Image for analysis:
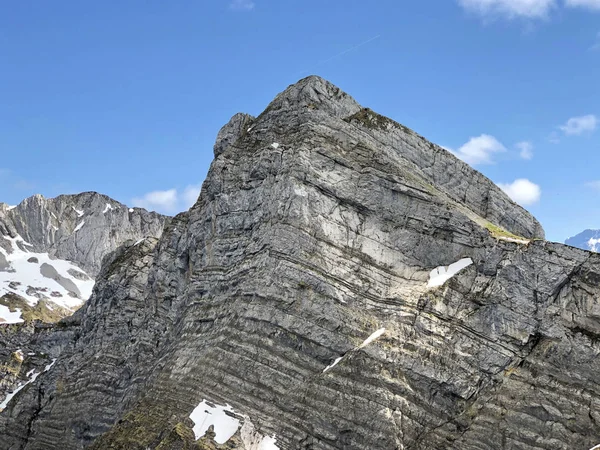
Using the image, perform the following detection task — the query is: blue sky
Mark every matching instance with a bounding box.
[1,0,599,242]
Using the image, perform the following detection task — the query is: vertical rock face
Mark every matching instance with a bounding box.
[1,76,599,450]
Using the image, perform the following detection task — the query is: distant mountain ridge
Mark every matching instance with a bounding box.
[565,229,600,252]
[1,192,167,276]
[0,191,167,324]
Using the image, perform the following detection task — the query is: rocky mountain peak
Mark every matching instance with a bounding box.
[2,78,598,450]
[266,75,362,118]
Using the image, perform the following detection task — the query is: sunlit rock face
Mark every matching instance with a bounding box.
[1,77,599,450]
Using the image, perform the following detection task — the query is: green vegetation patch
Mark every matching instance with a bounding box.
[484,222,528,242]
[0,292,74,323]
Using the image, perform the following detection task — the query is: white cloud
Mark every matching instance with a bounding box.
[586,180,600,191]
[132,189,178,214]
[183,184,202,209]
[229,0,255,11]
[457,0,556,18]
[132,185,203,214]
[559,114,598,135]
[497,178,541,205]
[451,134,506,165]
[516,141,534,160]
[565,0,600,10]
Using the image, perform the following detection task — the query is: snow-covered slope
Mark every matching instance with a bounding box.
[565,229,600,252]
[0,233,94,324]
[0,192,168,324]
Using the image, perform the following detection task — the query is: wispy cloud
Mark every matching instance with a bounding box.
[565,0,600,10]
[458,0,600,20]
[516,141,534,160]
[229,0,255,11]
[449,134,506,165]
[132,184,201,214]
[559,114,598,135]
[586,180,600,191]
[497,178,541,206]
[457,0,556,19]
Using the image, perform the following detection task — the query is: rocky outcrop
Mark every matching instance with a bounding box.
[1,76,598,450]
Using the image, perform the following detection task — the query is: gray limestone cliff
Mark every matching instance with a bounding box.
[1,76,598,450]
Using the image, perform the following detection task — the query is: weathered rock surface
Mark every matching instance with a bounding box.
[1,76,598,450]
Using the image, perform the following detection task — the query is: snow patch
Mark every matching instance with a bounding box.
[190,400,279,448]
[588,238,600,252]
[427,258,473,288]
[7,205,16,211]
[323,328,387,374]
[323,357,343,373]
[0,234,94,310]
[128,208,134,213]
[0,367,40,411]
[270,143,280,149]
[240,418,280,450]
[0,305,24,324]
[72,207,84,217]
[134,238,145,246]
[190,400,240,444]
[359,328,386,348]
[74,221,85,232]
[44,358,57,372]
[102,203,114,214]
[589,445,600,450]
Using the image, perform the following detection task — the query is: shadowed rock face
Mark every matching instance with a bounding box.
[1,76,598,450]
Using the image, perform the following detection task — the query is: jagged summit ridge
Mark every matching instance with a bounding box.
[219,76,543,241]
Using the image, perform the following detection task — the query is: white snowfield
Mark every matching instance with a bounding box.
[589,238,600,253]
[189,400,279,449]
[427,258,473,288]
[0,234,94,324]
[0,305,23,324]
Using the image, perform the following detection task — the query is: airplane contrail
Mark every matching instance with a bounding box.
[296,34,382,77]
